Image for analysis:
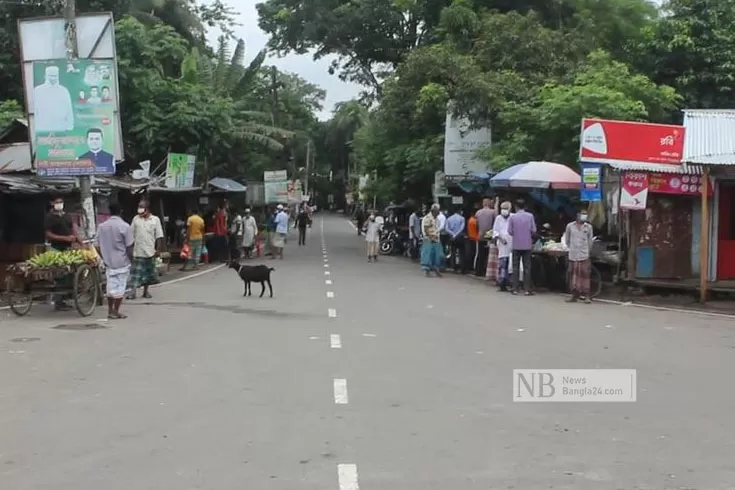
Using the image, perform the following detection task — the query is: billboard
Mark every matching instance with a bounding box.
[443,107,491,176]
[18,13,124,175]
[165,153,196,188]
[32,59,117,176]
[264,170,288,204]
[579,119,685,166]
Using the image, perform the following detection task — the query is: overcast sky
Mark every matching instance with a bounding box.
[205,0,363,121]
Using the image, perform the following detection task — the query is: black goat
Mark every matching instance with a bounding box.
[229,262,275,298]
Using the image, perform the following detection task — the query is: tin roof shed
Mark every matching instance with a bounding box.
[683,109,735,165]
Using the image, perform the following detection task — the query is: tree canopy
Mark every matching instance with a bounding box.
[257,0,727,204]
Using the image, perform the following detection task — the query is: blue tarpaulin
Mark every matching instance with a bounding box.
[208,177,247,192]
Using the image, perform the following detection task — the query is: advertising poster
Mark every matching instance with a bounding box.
[580,163,602,202]
[620,172,649,210]
[264,170,288,204]
[648,173,713,196]
[579,119,685,166]
[165,153,196,188]
[32,59,117,176]
[443,106,491,176]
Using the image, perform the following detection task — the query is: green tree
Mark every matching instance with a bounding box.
[0,100,23,131]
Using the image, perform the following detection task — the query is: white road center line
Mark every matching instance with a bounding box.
[333,379,348,404]
[325,271,330,275]
[324,258,329,262]
[337,463,359,489]
[330,334,342,348]
[328,308,337,318]
[324,263,329,268]
[327,291,335,298]
[326,279,333,285]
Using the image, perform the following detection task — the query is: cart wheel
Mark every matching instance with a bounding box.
[73,264,98,317]
[566,263,603,299]
[5,277,32,317]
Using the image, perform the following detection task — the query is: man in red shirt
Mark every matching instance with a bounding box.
[213,201,228,262]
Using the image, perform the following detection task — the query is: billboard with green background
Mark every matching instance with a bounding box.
[32,59,117,176]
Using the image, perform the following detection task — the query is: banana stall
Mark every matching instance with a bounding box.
[4,246,105,317]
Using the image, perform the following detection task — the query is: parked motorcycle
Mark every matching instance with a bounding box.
[379,229,400,255]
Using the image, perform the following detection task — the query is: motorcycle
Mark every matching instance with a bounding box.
[379,228,400,255]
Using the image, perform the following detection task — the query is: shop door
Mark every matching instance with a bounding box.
[717,184,735,279]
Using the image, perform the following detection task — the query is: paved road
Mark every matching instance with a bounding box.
[1,215,734,489]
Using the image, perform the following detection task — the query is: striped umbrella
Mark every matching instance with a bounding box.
[489,161,581,190]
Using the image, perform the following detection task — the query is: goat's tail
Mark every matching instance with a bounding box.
[269,267,275,271]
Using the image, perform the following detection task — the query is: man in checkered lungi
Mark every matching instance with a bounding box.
[564,208,594,303]
[127,199,164,300]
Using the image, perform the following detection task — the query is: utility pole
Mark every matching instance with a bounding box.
[304,139,311,199]
[65,0,95,238]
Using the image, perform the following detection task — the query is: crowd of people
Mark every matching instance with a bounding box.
[362,197,595,303]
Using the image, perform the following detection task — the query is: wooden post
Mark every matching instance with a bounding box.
[699,167,710,303]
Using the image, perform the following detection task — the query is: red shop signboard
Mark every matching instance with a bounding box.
[648,173,713,196]
[580,119,685,165]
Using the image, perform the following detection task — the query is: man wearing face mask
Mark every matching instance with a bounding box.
[45,196,81,310]
[564,207,594,303]
[128,199,164,300]
[492,201,513,292]
[363,212,382,262]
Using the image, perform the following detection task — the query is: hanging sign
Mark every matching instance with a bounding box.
[648,173,713,196]
[580,163,602,202]
[621,172,649,210]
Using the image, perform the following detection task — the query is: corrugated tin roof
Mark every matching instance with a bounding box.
[0,143,32,173]
[607,162,705,174]
[683,110,735,165]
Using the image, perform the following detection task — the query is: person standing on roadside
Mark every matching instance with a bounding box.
[444,208,466,272]
[213,201,229,262]
[465,208,479,275]
[420,204,443,277]
[44,195,81,311]
[229,207,243,261]
[475,197,496,277]
[354,206,366,235]
[408,207,422,261]
[181,208,205,271]
[271,204,289,259]
[507,199,536,295]
[564,208,594,303]
[364,212,382,262]
[492,201,513,292]
[295,204,310,245]
[241,208,258,258]
[96,201,133,319]
[127,199,164,300]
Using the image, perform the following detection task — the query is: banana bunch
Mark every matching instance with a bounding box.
[81,248,99,263]
[27,249,86,268]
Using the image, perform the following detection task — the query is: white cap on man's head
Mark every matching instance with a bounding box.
[277,204,284,210]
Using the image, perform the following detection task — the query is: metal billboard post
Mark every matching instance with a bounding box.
[64,0,95,239]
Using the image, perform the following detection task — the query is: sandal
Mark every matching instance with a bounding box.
[108,313,128,320]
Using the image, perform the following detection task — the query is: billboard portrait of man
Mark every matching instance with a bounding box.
[78,127,114,174]
[87,86,101,104]
[33,65,74,132]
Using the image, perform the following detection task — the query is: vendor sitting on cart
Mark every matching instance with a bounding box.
[45,195,81,311]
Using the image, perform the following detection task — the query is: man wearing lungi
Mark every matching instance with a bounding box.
[127,199,164,300]
[96,202,133,319]
[564,208,594,303]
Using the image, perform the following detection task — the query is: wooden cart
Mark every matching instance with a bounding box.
[4,262,105,317]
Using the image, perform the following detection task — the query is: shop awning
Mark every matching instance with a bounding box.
[683,109,735,165]
[208,177,247,192]
[607,162,704,174]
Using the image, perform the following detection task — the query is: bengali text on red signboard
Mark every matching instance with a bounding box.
[580,119,685,165]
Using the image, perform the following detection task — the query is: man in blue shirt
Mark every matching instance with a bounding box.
[445,208,466,272]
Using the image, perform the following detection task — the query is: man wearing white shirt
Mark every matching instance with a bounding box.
[34,66,74,133]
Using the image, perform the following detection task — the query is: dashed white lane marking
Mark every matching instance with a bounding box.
[333,379,349,404]
[324,258,329,262]
[326,279,333,285]
[328,308,337,318]
[346,219,358,231]
[338,463,359,489]
[325,271,331,275]
[324,264,329,268]
[327,291,335,298]
[330,334,342,348]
